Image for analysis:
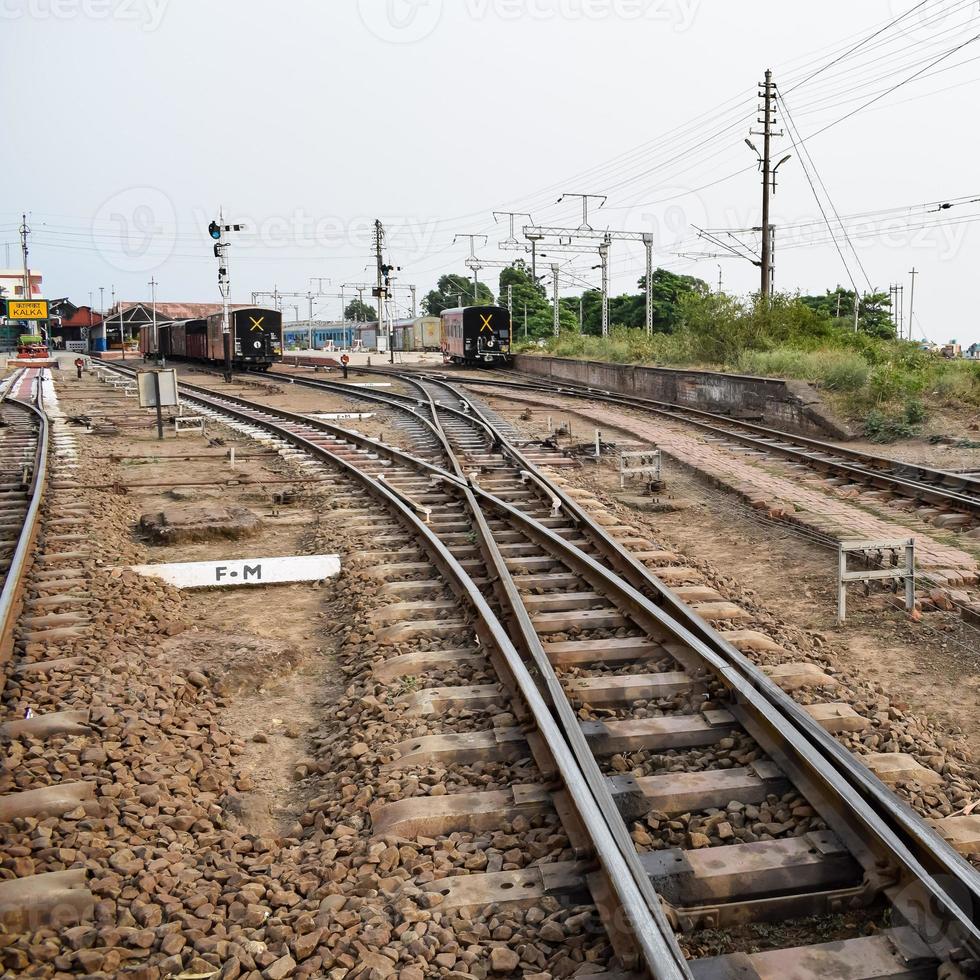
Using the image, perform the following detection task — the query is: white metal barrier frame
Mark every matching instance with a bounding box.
[619,449,663,489]
[837,538,915,623]
[174,416,207,436]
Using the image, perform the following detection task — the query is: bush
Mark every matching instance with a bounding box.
[523,291,980,437]
[864,409,918,443]
[736,348,868,391]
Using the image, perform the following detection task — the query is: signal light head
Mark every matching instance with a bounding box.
[208,220,221,240]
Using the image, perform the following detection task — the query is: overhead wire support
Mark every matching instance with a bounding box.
[453,233,489,306]
[523,221,656,336]
[492,211,534,247]
[556,192,608,231]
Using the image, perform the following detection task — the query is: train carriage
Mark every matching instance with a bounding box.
[440,305,511,366]
[415,316,440,351]
[204,307,282,370]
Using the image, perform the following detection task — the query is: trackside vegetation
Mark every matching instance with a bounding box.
[496,267,979,442]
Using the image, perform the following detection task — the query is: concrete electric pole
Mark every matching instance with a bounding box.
[148,276,158,356]
[747,71,790,302]
[908,267,918,340]
[551,264,560,337]
[19,213,31,301]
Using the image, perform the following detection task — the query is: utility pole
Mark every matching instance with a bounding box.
[410,285,417,319]
[897,284,904,340]
[718,265,723,294]
[209,213,245,382]
[374,219,398,362]
[599,239,610,338]
[374,220,386,357]
[579,294,584,331]
[768,225,776,296]
[758,70,774,302]
[853,290,860,333]
[644,233,654,336]
[908,268,918,340]
[19,213,30,300]
[524,302,528,339]
[507,284,513,315]
[148,276,158,357]
[747,70,788,303]
[551,264,560,337]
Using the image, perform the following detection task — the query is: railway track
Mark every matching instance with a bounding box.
[0,368,49,666]
[94,360,980,978]
[385,369,980,526]
[0,366,99,935]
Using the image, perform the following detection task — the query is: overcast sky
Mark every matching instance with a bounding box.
[5,0,980,345]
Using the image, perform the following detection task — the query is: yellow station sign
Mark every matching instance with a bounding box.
[7,300,49,320]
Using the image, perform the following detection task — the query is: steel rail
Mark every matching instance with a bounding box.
[98,362,693,979]
[256,361,980,956]
[462,370,980,491]
[0,377,49,669]
[103,363,980,962]
[413,373,980,962]
[410,370,980,512]
[410,378,692,975]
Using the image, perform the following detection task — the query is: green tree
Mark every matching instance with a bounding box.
[422,274,494,316]
[575,268,709,335]
[498,262,573,339]
[344,299,377,322]
[800,287,895,339]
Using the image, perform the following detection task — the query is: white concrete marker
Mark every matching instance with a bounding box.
[348,382,392,388]
[307,412,376,421]
[126,555,341,589]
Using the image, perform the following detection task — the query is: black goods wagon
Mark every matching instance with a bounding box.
[440,306,511,366]
[204,308,282,370]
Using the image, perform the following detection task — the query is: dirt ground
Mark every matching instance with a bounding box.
[480,392,980,758]
[172,364,427,456]
[57,376,347,838]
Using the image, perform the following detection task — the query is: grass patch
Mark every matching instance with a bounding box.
[524,317,980,440]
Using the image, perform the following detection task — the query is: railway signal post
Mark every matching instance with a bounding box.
[209,216,244,382]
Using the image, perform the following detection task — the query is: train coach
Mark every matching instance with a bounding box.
[140,308,282,370]
[206,308,282,370]
[440,305,511,366]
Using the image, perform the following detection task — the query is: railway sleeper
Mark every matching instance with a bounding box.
[382,711,739,770]
[685,927,937,980]
[0,781,99,822]
[0,708,91,739]
[371,648,484,682]
[929,813,980,856]
[371,760,787,835]
[564,670,696,705]
[533,608,631,633]
[0,869,94,932]
[374,618,470,645]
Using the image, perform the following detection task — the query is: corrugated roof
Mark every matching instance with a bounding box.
[115,301,253,319]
